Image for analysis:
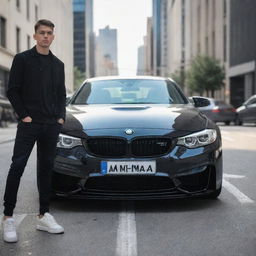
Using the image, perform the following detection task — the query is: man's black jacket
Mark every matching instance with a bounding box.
[7,46,66,123]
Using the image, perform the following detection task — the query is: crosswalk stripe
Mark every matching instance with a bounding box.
[14,214,27,227]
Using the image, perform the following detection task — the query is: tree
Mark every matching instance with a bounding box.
[170,68,186,89]
[73,66,86,91]
[186,55,225,97]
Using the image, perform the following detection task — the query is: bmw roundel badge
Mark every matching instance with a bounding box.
[125,129,134,135]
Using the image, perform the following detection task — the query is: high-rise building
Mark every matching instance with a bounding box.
[95,26,118,76]
[228,0,256,107]
[167,0,227,97]
[137,45,145,75]
[0,0,73,95]
[144,17,153,76]
[73,0,94,78]
[152,0,168,76]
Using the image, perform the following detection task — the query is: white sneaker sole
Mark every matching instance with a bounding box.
[36,225,64,234]
[4,236,18,243]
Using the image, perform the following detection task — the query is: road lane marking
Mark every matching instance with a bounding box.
[244,134,256,138]
[220,130,230,134]
[224,174,245,179]
[116,201,137,256]
[14,214,27,227]
[221,136,234,142]
[0,213,27,230]
[223,179,254,204]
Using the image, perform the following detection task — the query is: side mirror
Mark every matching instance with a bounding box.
[192,97,211,108]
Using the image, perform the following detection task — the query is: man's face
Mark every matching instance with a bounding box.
[33,25,55,48]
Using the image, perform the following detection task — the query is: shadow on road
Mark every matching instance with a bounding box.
[51,197,223,213]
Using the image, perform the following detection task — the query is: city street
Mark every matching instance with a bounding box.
[0,124,256,256]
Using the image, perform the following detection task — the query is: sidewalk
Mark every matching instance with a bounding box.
[0,123,17,144]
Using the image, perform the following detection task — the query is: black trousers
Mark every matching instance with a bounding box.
[3,122,60,216]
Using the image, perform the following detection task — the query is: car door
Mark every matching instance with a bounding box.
[244,97,256,122]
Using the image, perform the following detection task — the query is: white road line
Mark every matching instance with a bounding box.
[224,174,245,179]
[14,213,27,227]
[220,130,230,134]
[223,179,254,204]
[244,134,256,139]
[221,135,234,142]
[116,201,137,256]
[0,213,27,230]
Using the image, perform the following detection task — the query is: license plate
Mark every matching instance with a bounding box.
[101,161,156,175]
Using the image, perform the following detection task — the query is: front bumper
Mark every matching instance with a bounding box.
[52,142,223,199]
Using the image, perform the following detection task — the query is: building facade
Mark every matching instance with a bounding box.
[95,26,118,76]
[0,0,73,96]
[166,0,228,97]
[73,0,94,79]
[136,45,145,75]
[144,17,153,76]
[152,0,168,76]
[228,0,256,107]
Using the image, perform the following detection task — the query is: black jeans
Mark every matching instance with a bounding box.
[3,122,61,216]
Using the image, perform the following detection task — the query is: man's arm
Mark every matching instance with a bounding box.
[7,54,29,120]
[57,63,66,123]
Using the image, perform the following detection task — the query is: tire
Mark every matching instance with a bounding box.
[206,186,222,199]
[235,119,243,126]
[225,121,230,125]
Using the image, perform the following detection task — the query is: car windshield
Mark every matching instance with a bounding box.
[72,79,188,105]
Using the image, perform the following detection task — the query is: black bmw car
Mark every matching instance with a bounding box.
[53,76,222,199]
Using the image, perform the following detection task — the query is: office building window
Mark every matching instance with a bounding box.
[212,31,215,58]
[16,27,20,53]
[16,0,20,11]
[0,69,9,97]
[35,4,38,21]
[27,0,30,20]
[0,16,6,48]
[223,0,227,18]
[205,36,209,55]
[27,35,31,49]
[223,24,227,62]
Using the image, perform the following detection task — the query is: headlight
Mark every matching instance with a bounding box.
[177,129,217,148]
[57,133,82,149]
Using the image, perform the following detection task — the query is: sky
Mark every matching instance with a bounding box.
[93,0,152,76]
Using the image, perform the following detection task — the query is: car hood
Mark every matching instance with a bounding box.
[62,104,208,134]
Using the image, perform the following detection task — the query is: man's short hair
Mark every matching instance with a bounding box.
[34,19,55,33]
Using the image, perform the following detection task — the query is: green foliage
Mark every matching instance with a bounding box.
[73,66,86,91]
[170,69,186,88]
[186,55,225,97]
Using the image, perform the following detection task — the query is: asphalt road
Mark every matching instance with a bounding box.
[0,124,256,256]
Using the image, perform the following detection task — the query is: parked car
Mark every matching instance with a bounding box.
[52,76,222,200]
[236,95,256,125]
[0,96,17,127]
[191,96,236,125]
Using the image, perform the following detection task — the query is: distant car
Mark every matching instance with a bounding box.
[236,95,256,125]
[191,96,236,125]
[0,96,17,126]
[52,76,223,200]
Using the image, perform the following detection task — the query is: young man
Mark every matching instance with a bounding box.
[2,19,66,242]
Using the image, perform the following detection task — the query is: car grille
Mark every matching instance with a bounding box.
[131,138,172,157]
[84,137,173,157]
[86,138,126,157]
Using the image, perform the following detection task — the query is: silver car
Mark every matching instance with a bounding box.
[236,95,256,125]
[192,96,236,125]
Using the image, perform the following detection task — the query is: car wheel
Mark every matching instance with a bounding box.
[225,121,230,125]
[235,119,243,126]
[206,186,222,199]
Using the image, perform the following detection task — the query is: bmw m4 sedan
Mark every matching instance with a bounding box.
[52,76,222,199]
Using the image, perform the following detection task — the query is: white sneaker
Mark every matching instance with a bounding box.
[36,213,64,234]
[2,218,18,243]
